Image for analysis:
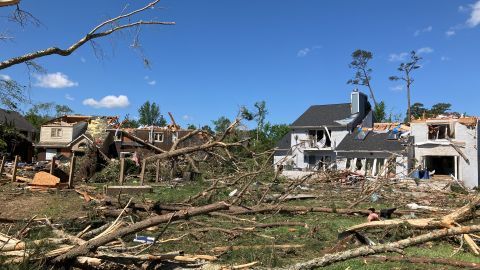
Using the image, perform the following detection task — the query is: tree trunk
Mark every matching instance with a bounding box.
[280,225,480,270]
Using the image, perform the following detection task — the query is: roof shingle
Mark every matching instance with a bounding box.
[336,131,405,152]
[290,103,352,127]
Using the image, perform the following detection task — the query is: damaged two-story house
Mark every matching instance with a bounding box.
[107,127,208,158]
[35,115,118,161]
[274,90,373,173]
[410,116,480,188]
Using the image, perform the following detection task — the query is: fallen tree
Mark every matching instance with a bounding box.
[51,201,230,265]
[279,224,480,270]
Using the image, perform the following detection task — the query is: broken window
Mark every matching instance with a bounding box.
[154,132,164,142]
[428,124,454,140]
[308,129,331,148]
[51,128,62,138]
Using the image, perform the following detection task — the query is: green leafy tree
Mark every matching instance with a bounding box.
[429,103,452,116]
[373,101,386,122]
[138,101,166,126]
[212,116,232,134]
[409,102,427,119]
[187,124,197,130]
[347,49,378,107]
[24,102,55,129]
[0,121,21,157]
[122,114,140,128]
[201,125,214,134]
[253,101,268,141]
[389,51,422,122]
[54,104,73,117]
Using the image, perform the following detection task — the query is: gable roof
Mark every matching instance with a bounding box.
[0,109,36,133]
[336,131,405,152]
[290,103,352,127]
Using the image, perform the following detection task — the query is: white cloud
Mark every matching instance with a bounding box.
[182,115,193,121]
[0,74,11,81]
[413,26,432,36]
[440,56,450,61]
[467,0,480,27]
[297,48,311,57]
[296,45,322,57]
[144,75,156,85]
[459,5,467,12]
[445,29,456,37]
[417,47,434,55]
[34,72,78,88]
[65,94,75,101]
[390,85,404,92]
[388,52,408,62]
[82,95,130,109]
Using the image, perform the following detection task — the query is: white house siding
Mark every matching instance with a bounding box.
[40,126,74,143]
[411,121,479,188]
[39,122,88,144]
[287,128,349,170]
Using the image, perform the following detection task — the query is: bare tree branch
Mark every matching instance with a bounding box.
[0,0,175,70]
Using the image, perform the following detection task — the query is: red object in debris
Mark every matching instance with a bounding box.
[367,212,380,222]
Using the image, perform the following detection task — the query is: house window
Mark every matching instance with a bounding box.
[154,132,164,142]
[308,129,331,148]
[428,124,454,140]
[51,128,62,138]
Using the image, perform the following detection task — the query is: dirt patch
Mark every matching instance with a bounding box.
[0,183,87,220]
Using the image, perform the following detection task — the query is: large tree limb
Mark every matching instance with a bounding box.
[51,201,229,264]
[344,195,480,232]
[0,0,175,70]
[280,224,480,270]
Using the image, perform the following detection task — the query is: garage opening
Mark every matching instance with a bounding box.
[425,156,455,176]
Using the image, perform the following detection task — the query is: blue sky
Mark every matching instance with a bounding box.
[1,0,480,127]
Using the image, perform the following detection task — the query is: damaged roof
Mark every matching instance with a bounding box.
[290,103,352,128]
[336,131,405,152]
[410,116,479,127]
